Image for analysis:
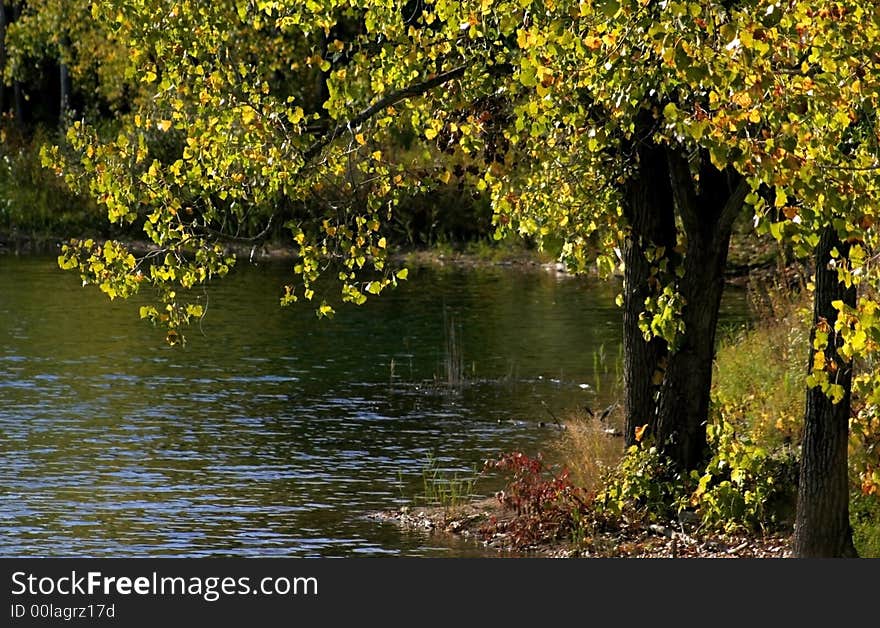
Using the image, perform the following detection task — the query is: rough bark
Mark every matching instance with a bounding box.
[621,130,677,446]
[620,139,749,469]
[653,149,749,470]
[653,226,731,469]
[794,225,858,558]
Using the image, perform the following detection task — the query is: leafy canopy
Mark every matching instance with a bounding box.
[45,1,880,353]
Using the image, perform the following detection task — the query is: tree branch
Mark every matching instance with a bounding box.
[200,214,275,244]
[303,63,469,163]
[666,147,700,239]
[718,176,750,235]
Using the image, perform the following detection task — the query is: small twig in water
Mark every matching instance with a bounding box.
[540,400,564,429]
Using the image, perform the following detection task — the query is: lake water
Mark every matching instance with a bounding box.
[0,254,749,556]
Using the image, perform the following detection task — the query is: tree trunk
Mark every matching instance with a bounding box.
[620,137,748,471]
[621,131,677,446]
[794,225,858,558]
[653,149,749,470]
[654,218,732,470]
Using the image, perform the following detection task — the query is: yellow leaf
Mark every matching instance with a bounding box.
[731,92,752,108]
[157,120,172,132]
[241,107,257,125]
[584,35,602,50]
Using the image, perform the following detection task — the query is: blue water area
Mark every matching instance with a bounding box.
[0,254,749,556]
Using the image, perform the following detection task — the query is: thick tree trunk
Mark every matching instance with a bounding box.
[620,137,747,470]
[654,222,732,470]
[653,149,748,470]
[621,133,677,445]
[794,226,858,558]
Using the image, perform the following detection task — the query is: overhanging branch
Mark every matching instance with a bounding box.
[303,63,469,163]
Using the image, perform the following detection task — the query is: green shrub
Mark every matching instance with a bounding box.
[595,444,691,523]
[594,418,798,533]
[691,418,798,533]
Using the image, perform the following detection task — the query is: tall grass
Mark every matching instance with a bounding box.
[550,406,625,495]
[712,280,878,553]
[416,454,480,513]
[712,281,810,449]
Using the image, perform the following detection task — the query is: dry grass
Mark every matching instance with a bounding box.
[550,407,626,494]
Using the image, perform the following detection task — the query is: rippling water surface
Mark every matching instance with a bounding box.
[0,254,748,556]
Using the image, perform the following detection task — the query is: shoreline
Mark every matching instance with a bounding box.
[1,232,779,287]
[372,497,793,558]
[0,233,590,278]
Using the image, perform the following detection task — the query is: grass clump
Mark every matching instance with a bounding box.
[549,406,624,494]
[414,454,481,514]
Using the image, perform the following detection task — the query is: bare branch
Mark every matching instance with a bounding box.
[303,63,469,162]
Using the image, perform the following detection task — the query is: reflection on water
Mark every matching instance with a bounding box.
[0,255,749,556]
